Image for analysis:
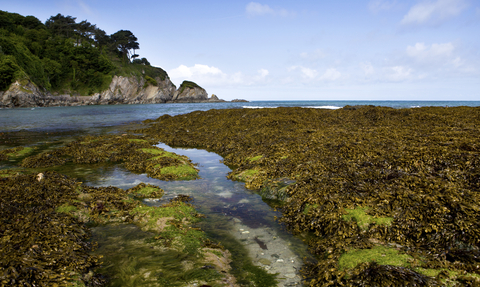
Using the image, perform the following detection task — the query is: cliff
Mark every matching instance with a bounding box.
[0,76,223,108]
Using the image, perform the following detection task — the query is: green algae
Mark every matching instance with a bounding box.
[247,155,263,162]
[158,164,198,180]
[56,203,78,213]
[127,183,164,198]
[339,245,413,271]
[0,170,234,286]
[19,134,199,181]
[342,207,393,230]
[0,146,36,161]
[230,169,259,183]
[91,224,225,287]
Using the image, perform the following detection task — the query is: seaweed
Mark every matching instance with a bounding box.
[20,134,200,181]
[137,106,480,286]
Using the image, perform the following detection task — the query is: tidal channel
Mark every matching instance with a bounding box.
[86,143,311,287]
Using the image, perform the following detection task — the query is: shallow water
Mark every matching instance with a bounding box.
[86,143,311,286]
[2,100,478,133]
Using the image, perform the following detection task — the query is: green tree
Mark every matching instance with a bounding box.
[75,20,96,46]
[110,30,139,64]
[0,55,19,90]
[45,14,76,38]
[133,57,150,66]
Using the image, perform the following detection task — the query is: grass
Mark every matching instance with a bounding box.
[342,207,393,230]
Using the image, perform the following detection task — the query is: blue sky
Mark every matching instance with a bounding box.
[2,0,480,101]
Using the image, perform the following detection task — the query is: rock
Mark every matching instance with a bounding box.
[231,99,249,102]
[0,75,227,107]
[285,273,297,279]
[208,94,225,102]
[258,258,272,265]
[171,81,208,103]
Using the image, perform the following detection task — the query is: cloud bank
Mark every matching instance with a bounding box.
[246,2,294,17]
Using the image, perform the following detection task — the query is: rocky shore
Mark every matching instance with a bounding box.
[0,76,245,108]
[138,106,480,286]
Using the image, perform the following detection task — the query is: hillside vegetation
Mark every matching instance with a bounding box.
[0,10,167,96]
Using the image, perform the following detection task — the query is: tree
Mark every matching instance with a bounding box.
[93,28,110,49]
[110,30,139,64]
[75,20,96,46]
[133,57,150,66]
[45,14,76,38]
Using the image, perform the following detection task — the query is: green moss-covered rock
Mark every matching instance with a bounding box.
[20,134,199,181]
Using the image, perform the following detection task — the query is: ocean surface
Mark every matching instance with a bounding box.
[1,100,479,132]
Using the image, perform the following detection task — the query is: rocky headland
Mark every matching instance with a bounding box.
[0,76,230,108]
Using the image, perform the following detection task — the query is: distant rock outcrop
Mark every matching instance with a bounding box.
[208,94,225,102]
[171,81,208,103]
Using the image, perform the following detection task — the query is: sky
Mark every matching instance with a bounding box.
[2,0,480,101]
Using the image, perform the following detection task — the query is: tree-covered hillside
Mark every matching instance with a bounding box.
[0,10,167,95]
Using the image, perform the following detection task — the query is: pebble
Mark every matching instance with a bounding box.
[258,258,271,265]
[239,229,244,231]
[242,231,250,234]
[276,259,284,263]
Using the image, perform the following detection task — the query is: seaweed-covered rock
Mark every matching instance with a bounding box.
[138,106,480,286]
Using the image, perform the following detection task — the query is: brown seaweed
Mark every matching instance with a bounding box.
[137,106,480,286]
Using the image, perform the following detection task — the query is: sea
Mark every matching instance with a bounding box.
[1,100,479,133]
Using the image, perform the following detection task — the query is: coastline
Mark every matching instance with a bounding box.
[1,105,480,286]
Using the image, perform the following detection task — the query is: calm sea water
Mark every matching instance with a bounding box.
[1,100,479,132]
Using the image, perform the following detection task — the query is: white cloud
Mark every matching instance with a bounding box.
[406,42,454,59]
[368,0,397,13]
[246,2,294,17]
[300,49,326,61]
[169,64,271,87]
[400,0,468,26]
[289,66,318,79]
[257,68,269,79]
[320,68,341,81]
[360,62,375,75]
[258,69,269,77]
[387,66,413,81]
[169,64,225,80]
